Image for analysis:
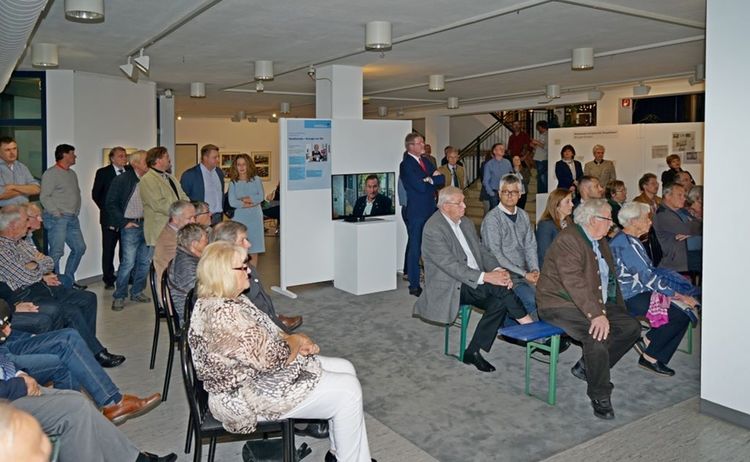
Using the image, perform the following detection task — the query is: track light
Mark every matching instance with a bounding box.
[365,21,392,51]
[65,0,104,21]
[119,57,137,81]
[377,106,388,117]
[190,82,206,98]
[689,64,705,85]
[247,116,258,123]
[428,74,445,92]
[546,84,560,99]
[588,89,604,101]
[447,97,459,109]
[269,115,278,123]
[633,82,651,96]
[230,114,241,122]
[571,48,594,70]
[254,60,274,81]
[255,81,264,92]
[133,49,150,75]
[280,102,291,114]
[31,43,59,68]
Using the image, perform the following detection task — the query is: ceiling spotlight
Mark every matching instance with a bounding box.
[230,114,241,122]
[254,60,274,81]
[119,57,137,81]
[447,97,459,109]
[546,84,560,99]
[247,116,258,123]
[397,108,405,117]
[365,21,392,51]
[31,43,59,68]
[255,81,264,92]
[571,47,594,70]
[237,111,246,119]
[689,63,705,85]
[588,89,604,101]
[269,116,279,123]
[65,0,104,21]
[190,82,206,98]
[280,102,291,114]
[377,106,388,117]
[428,74,445,92]
[163,89,173,98]
[133,49,150,75]
[633,82,651,96]
[176,115,182,121]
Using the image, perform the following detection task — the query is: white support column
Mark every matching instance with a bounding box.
[158,94,175,155]
[424,115,450,163]
[315,65,363,119]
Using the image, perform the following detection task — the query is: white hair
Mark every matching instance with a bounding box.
[168,200,193,220]
[498,174,520,192]
[437,186,462,207]
[573,198,610,226]
[617,202,650,228]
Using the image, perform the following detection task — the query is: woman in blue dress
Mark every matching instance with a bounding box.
[228,154,265,264]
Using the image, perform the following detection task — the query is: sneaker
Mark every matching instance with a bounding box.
[130,293,151,303]
[112,298,125,311]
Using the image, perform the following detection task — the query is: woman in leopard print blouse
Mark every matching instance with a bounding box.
[189,242,373,462]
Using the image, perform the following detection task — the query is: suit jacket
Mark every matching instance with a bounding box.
[153,224,178,297]
[584,160,617,189]
[92,164,123,225]
[105,170,140,231]
[140,169,188,245]
[555,160,583,190]
[399,152,444,221]
[180,164,225,202]
[352,194,392,217]
[536,225,624,321]
[413,211,501,325]
[633,191,662,215]
[437,164,465,189]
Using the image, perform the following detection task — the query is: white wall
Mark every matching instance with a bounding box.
[700,0,750,421]
[46,70,157,280]
[450,113,496,151]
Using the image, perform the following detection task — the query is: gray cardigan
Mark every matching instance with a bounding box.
[480,206,539,277]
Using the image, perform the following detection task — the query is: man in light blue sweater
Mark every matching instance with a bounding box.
[480,174,539,317]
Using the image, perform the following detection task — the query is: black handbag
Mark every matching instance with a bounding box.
[223,181,236,219]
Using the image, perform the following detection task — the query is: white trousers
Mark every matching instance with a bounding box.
[280,356,371,462]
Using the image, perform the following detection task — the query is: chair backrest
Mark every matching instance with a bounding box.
[161,262,181,339]
[149,262,165,317]
[184,287,197,324]
[179,316,210,427]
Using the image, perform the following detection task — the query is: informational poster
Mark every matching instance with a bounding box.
[287,119,332,191]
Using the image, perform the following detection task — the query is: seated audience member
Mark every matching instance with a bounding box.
[0,205,124,367]
[192,201,212,228]
[661,154,695,189]
[167,223,208,322]
[536,188,574,265]
[653,183,702,273]
[0,300,161,425]
[437,147,465,189]
[480,175,539,316]
[686,185,703,221]
[610,203,699,376]
[209,221,302,331]
[414,186,533,373]
[554,144,583,191]
[23,202,44,251]
[0,359,176,461]
[190,242,373,462]
[604,180,627,228]
[576,175,604,204]
[583,144,617,190]
[633,173,661,216]
[673,170,694,194]
[510,155,530,209]
[153,200,196,297]
[352,175,392,218]
[536,199,641,420]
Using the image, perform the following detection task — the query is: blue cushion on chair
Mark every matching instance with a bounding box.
[498,321,564,342]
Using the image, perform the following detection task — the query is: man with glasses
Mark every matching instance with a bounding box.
[414,186,534,373]
[192,201,212,227]
[152,201,195,303]
[0,136,40,207]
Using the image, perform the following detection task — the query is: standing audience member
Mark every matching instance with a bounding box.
[152,201,195,298]
[92,147,128,289]
[633,173,662,216]
[167,223,208,323]
[106,150,153,311]
[536,199,641,420]
[605,180,627,228]
[530,120,549,193]
[140,146,188,247]
[437,147,465,189]
[0,136,40,207]
[554,144,583,191]
[482,143,513,211]
[228,154,266,264]
[653,183,702,273]
[480,175,539,316]
[440,145,464,166]
[507,121,530,158]
[399,133,445,297]
[510,155,530,209]
[536,188,574,265]
[189,242,373,462]
[414,186,533,373]
[583,145,617,189]
[422,143,438,169]
[40,144,86,289]
[661,154,695,189]
[180,144,224,225]
[478,151,493,214]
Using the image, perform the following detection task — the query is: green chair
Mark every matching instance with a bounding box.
[444,304,472,361]
[678,323,696,354]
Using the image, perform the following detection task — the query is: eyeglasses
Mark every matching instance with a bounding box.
[232,255,251,272]
[594,215,613,223]
[232,265,249,272]
[444,201,465,206]
[195,211,210,217]
[500,190,520,196]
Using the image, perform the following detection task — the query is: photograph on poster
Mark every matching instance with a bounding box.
[651,145,669,158]
[287,119,332,191]
[672,131,696,152]
[684,151,702,164]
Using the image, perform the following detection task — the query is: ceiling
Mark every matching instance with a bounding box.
[14,0,706,119]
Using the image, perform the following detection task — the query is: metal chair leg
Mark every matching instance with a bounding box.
[184,413,193,454]
[207,437,217,462]
[162,341,174,401]
[282,419,295,462]
[149,316,160,369]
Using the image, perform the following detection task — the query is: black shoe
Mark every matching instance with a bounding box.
[325,451,376,462]
[591,397,615,420]
[136,452,178,462]
[462,350,495,372]
[104,283,115,290]
[638,356,675,376]
[408,287,422,297]
[571,359,587,381]
[295,421,329,439]
[536,336,572,356]
[72,282,88,290]
[95,349,126,368]
[633,338,647,356]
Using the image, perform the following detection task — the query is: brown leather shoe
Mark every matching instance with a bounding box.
[103,393,161,425]
[278,314,303,331]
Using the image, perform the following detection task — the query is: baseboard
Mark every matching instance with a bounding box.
[700,398,750,430]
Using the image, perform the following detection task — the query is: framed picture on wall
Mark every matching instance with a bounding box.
[252,151,271,179]
[219,152,241,176]
[101,147,139,166]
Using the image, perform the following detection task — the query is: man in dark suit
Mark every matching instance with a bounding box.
[91,147,129,289]
[399,133,445,296]
[352,174,393,218]
[179,144,225,225]
[414,186,533,372]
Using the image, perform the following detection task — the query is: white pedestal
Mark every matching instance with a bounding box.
[334,219,397,295]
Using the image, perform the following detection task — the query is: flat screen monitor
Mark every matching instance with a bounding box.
[331,172,396,221]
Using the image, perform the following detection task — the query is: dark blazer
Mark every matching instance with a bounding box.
[180,164,225,202]
[399,152,444,221]
[352,194,392,217]
[92,164,124,225]
[555,160,583,190]
[105,170,140,230]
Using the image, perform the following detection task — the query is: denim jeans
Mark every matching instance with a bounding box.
[4,329,122,407]
[43,212,87,280]
[502,275,538,327]
[114,225,152,300]
[535,160,548,194]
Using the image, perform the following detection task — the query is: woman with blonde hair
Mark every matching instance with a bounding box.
[227,154,265,264]
[189,242,374,462]
[535,188,574,265]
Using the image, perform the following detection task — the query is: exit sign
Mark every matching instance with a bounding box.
[621,98,632,107]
